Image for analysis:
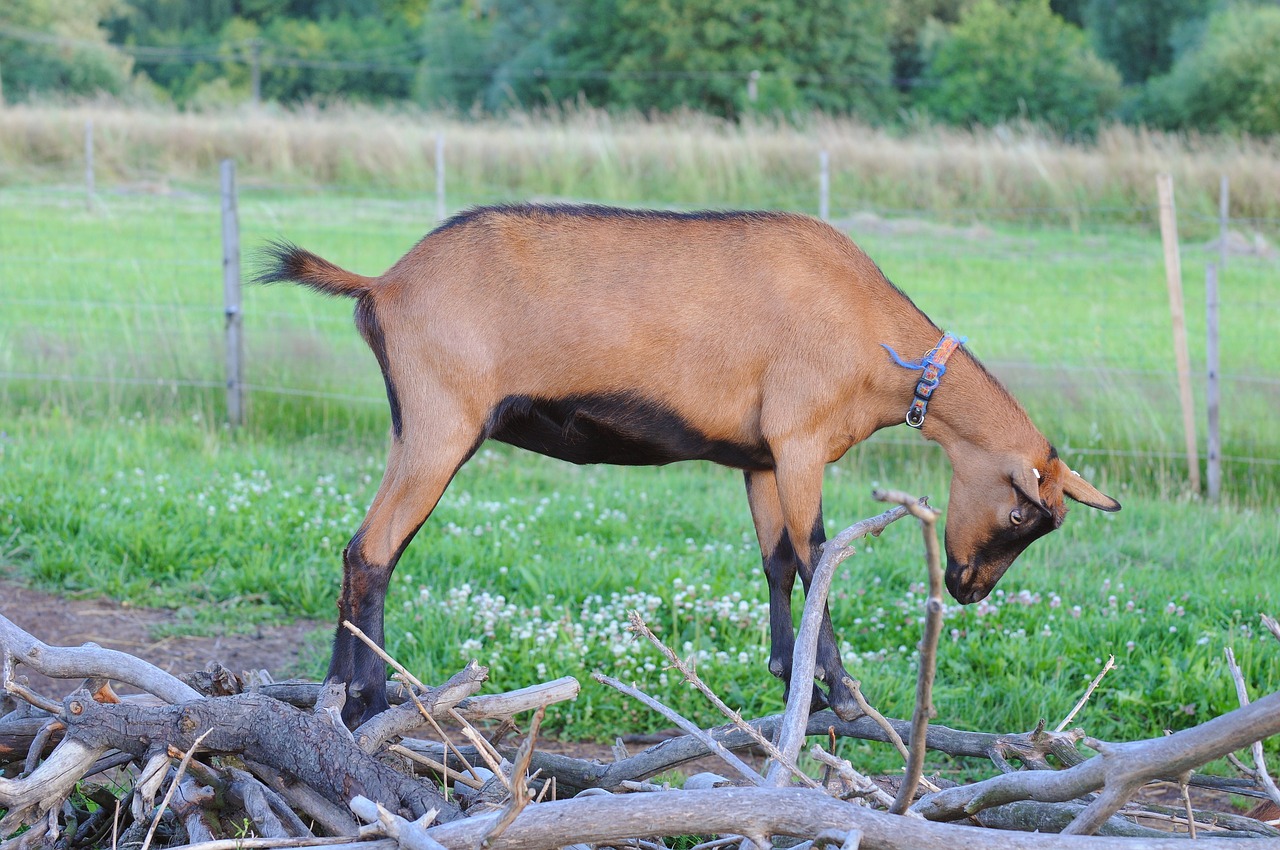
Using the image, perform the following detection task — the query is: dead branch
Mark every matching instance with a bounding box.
[420,786,1262,850]
[400,712,1086,797]
[353,661,489,753]
[60,688,462,824]
[767,500,918,787]
[0,737,106,835]
[628,612,818,789]
[594,672,764,786]
[913,688,1280,834]
[1225,646,1280,810]
[872,489,944,814]
[1056,655,1115,732]
[0,612,201,704]
[251,677,581,722]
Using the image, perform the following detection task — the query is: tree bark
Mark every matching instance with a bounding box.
[60,689,462,823]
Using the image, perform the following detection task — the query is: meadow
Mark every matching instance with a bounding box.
[1,106,1278,778]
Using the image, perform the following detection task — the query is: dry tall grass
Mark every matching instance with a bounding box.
[2,103,1278,229]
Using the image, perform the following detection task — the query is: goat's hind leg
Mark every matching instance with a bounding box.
[329,418,481,727]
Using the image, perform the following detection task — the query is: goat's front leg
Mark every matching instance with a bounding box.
[770,448,861,722]
[745,469,828,713]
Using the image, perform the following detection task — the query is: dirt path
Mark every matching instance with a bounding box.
[0,577,325,699]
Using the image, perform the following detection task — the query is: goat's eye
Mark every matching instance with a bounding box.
[1010,509,1024,526]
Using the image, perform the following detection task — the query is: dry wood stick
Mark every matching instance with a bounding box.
[480,706,545,848]
[808,744,896,809]
[1055,655,1115,732]
[0,736,106,835]
[389,744,485,789]
[767,500,918,787]
[422,786,1261,850]
[354,662,488,753]
[913,688,1280,833]
[447,706,511,790]
[169,837,384,849]
[873,489,944,816]
[628,611,818,789]
[0,613,201,704]
[1178,781,1197,839]
[843,677,940,794]
[1224,646,1280,809]
[419,708,484,786]
[140,728,212,850]
[593,672,764,786]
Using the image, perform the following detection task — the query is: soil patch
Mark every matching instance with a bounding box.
[0,577,326,700]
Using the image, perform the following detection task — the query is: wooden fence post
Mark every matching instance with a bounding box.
[220,159,244,428]
[818,150,830,222]
[1205,264,1221,503]
[1156,173,1200,494]
[436,134,446,223]
[1218,175,1229,273]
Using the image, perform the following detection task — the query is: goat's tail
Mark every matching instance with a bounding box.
[254,240,375,298]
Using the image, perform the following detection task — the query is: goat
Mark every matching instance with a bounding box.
[257,203,1120,727]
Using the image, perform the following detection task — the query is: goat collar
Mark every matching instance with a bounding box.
[881,332,966,429]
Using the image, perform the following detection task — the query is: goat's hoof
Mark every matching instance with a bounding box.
[826,684,865,723]
[769,659,787,679]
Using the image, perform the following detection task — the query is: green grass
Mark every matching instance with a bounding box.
[1,183,1278,777]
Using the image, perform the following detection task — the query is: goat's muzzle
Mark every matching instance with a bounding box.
[945,553,993,605]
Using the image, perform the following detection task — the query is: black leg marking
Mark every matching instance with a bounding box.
[327,528,397,727]
[793,513,861,721]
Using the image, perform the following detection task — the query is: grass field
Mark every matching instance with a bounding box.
[1,121,1279,778]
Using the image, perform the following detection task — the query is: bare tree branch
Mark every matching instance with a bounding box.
[912,689,1280,834]
[1055,655,1115,733]
[871,489,944,815]
[0,613,201,704]
[421,786,1264,850]
[767,500,918,787]
[628,612,818,789]
[1224,646,1280,809]
[593,672,764,787]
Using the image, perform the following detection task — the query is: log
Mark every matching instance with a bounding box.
[59,689,463,824]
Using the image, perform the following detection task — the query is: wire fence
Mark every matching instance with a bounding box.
[2,151,1277,495]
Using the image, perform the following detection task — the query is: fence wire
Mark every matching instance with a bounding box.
[2,167,1277,485]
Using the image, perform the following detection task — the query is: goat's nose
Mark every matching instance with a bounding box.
[945,556,990,605]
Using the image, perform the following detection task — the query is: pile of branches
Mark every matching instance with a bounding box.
[3,491,1280,850]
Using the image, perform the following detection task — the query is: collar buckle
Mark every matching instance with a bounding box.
[883,333,965,430]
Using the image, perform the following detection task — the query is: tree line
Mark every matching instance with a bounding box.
[2,0,1278,136]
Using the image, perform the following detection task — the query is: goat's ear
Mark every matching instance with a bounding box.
[1061,466,1121,512]
[1011,465,1051,517]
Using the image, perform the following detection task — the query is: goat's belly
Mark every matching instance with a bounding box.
[486,392,773,470]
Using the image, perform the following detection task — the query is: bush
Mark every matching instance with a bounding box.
[920,0,1123,134]
[1135,4,1280,135]
[0,0,132,101]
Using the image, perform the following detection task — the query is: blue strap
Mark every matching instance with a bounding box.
[881,333,968,428]
[880,343,926,370]
[881,335,968,372]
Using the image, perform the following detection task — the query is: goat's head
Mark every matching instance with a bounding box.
[942,447,1119,604]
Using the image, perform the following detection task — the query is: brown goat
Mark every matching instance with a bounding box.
[258,203,1120,726]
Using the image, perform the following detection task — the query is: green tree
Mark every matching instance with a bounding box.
[414,0,495,109]
[1,0,133,100]
[1085,0,1215,85]
[608,0,895,120]
[920,0,1122,133]
[885,0,971,97]
[1136,3,1280,134]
